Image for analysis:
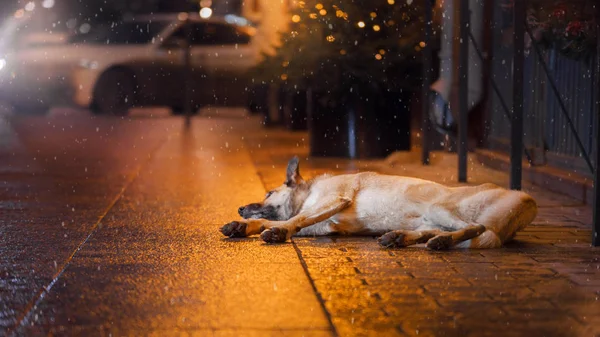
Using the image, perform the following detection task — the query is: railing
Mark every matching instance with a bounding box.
[488,41,598,176]
[421,0,600,246]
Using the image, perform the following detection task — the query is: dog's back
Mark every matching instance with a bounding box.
[304,172,537,246]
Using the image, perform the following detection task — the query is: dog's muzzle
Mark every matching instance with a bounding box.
[238,203,263,218]
[238,203,279,220]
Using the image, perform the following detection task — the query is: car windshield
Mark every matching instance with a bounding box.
[68,21,169,45]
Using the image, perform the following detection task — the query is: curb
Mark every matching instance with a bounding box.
[475,148,593,205]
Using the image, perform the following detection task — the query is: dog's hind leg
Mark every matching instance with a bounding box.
[425,224,487,250]
[378,229,443,248]
[378,224,488,249]
[454,230,502,249]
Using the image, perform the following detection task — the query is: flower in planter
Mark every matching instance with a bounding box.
[524,0,597,61]
[550,4,567,22]
[565,20,584,37]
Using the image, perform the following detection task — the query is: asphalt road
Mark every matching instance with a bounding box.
[0,108,331,336]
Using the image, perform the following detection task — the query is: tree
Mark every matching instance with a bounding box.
[254,0,426,94]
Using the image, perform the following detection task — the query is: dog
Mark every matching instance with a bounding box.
[220,157,538,250]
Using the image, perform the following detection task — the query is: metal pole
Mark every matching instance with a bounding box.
[458,0,469,182]
[510,0,525,190]
[421,0,433,165]
[468,30,534,165]
[592,4,600,246]
[184,18,192,129]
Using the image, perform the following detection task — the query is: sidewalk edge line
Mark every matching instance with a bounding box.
[8,137,168,336]
[291,241,339,337]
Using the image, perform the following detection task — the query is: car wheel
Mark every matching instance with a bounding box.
[247,84,268,114]
[170,103,202,116]
[92,69,136,116]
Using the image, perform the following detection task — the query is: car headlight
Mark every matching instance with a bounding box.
[0,58,6,71]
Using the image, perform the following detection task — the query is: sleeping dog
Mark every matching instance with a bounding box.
[220,157,537,250]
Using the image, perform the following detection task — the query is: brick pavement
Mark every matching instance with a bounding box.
[243,124,600,337]
[2,111,598,336]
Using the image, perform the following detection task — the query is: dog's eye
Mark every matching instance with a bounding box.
[266,191,274,199]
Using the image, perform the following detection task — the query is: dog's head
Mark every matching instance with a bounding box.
[238,156,306,221]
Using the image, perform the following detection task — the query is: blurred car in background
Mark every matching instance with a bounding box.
[72,14,259,115]
[0,12,260,115]
[0,8,74,113]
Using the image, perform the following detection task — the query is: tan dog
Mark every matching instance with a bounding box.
[220,157,537,249]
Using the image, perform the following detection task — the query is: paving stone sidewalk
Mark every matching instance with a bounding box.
[242,123,600,337]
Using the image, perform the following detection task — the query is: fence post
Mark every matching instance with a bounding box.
[421,0,433,165]
[458,0,469,182]
[510,0,525,190]
[592,4,600,246]
[183,17,192,129]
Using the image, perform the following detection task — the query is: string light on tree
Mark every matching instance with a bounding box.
[199,7,212,18]
[250,0,425,93]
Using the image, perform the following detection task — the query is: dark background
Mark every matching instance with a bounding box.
[0,0,243,22]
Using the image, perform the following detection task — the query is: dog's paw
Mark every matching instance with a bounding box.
[220,221,247,238]
[378,231,408,248]
[426,234,453,251]
[260,227,288,244]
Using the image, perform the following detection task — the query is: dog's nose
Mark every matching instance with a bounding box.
[238,206,245,215]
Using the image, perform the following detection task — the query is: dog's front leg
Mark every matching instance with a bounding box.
[220,219,283,238]
[260,197,352,243]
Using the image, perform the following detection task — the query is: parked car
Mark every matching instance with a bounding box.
[0,13,260,115]
[0,10,73,114]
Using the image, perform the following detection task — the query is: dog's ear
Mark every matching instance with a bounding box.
[285,156,304,187]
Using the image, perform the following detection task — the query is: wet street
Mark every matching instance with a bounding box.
[1,108,599,336]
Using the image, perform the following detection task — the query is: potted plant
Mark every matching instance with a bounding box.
[248,52,283,126]
[250,30,314,130]
[255,0,424,157]
[525,0,597,62]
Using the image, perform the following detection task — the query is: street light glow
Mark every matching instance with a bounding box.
[177,12,189,21]
[200,7,213,19]
[24,2,35,11]
[42,0,55,9]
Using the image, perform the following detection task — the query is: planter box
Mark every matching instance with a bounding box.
[308,88,412,158]
[282,88,308,131]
